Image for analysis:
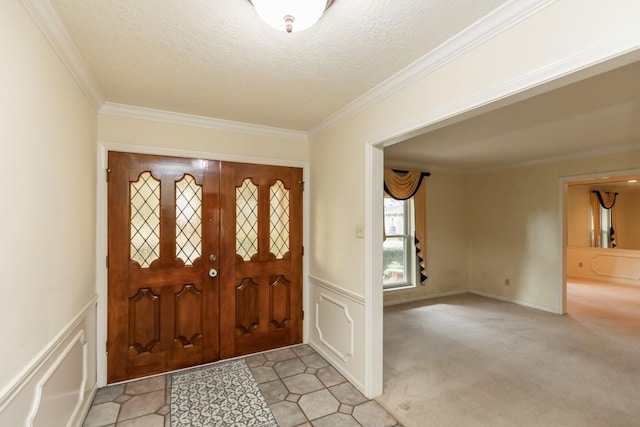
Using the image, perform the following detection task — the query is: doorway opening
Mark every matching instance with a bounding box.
[564,172,640,332]
[107,152,303,382]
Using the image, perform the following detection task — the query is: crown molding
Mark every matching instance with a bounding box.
[379,24,640,175]
[474,142,640,175]
[308,0,557,138]
[20,0,104,111]
[370,26,640,163]
[100,103,309,142]
[386,142,640,176]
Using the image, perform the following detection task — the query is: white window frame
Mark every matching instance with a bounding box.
[383,196,416,290]
[590,205,613,248]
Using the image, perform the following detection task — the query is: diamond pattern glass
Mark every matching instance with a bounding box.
[270,180,290,259]
[176,174,202,266]
[236,178,259,261]
[130,172,160,268]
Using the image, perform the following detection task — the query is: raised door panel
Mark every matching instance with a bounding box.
[219,162,303,358]
[107,152,220,382]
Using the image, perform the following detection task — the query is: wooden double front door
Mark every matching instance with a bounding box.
[107,152,302,383]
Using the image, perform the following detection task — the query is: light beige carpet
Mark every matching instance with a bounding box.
[378,282,640,427]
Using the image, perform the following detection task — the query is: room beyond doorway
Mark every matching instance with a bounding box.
[379,292,640,426]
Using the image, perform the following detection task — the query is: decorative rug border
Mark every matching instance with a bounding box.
[169,358,277,427]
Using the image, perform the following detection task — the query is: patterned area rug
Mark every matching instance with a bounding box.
[170,359,277,426]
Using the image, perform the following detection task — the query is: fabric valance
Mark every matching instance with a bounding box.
[593,190,617,209]
[384,169,429,200]
[384,168,430,284]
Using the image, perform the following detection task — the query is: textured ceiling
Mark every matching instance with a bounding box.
[50,0,507,130]
[385,60,640,172]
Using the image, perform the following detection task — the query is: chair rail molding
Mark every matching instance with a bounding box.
[0,296,98,427]
[307,275,365,393]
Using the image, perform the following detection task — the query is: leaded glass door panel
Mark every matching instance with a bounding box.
[220,162,303,358]
[107,152,220,383]
[107,152,303,383]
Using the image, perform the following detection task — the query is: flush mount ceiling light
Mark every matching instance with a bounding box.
[250,0,334,33]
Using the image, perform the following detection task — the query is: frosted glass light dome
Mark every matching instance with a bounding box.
[251,0,331,33]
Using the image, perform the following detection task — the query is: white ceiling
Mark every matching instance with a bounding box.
[45,1,640,172]
[50,0,507,131]
[385,60,640,172]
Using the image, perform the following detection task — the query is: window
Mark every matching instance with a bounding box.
[591,205,613,248]
[383,196,415,289]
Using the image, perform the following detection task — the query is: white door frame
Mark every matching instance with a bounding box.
[559,167,640,315]
[362,36,640,397]
[95,141,310,386]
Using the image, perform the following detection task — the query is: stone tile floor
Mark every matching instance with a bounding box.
[82,344,400,427]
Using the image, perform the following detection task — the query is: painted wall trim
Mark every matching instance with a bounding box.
[471,142,640,175]
[360,20,640,398]
[469,290,560,315]
[26,331,88,426]
[100,103,309,142]
[307,277,366,394]
[308,0,557,137]
[390,143,640,175]
[307,341,364,393]
[315,294,355,362]
[559,168,640,314]
[383,290,467,307]
[19,0,104,110]
[0,295,98,411]
[308,275,364,304]
[567,246,640,285]
[97,142,311,386]
[363,141,384,398]
[368,28,640,148]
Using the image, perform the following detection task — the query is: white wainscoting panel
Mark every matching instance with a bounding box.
[0,297,97,427]
[315,294,354,362]
[307,276,365,392]
[567,246,640,286]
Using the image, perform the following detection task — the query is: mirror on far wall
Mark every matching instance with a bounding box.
[567,178,640,250]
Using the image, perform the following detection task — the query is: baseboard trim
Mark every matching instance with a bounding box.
[469,290,560,314]
[307,339,365,393]
[383,290,467,307]
[70,384,97,427]
[567,274,640,288]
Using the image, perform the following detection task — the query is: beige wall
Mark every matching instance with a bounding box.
[384,171,469,305]
[567,185,592,247]
[611,188,640,249]
[468,150,640,312]
[567,184,640,249]
[98,115,309,162]
[0,0,97,392]
[308,0,640,389]
[309,0,640,298]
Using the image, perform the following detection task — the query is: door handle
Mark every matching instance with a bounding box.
[209,268,218,278]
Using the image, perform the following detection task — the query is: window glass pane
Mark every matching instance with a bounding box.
[383,237,407,285]
[175,174,202,266]
[270,180,290,259]
[130,172,160,268]
[384,197,405,236]
[600,207,611,248]
[236,178,258,261]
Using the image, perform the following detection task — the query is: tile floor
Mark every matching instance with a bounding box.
[83,344,400,427]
